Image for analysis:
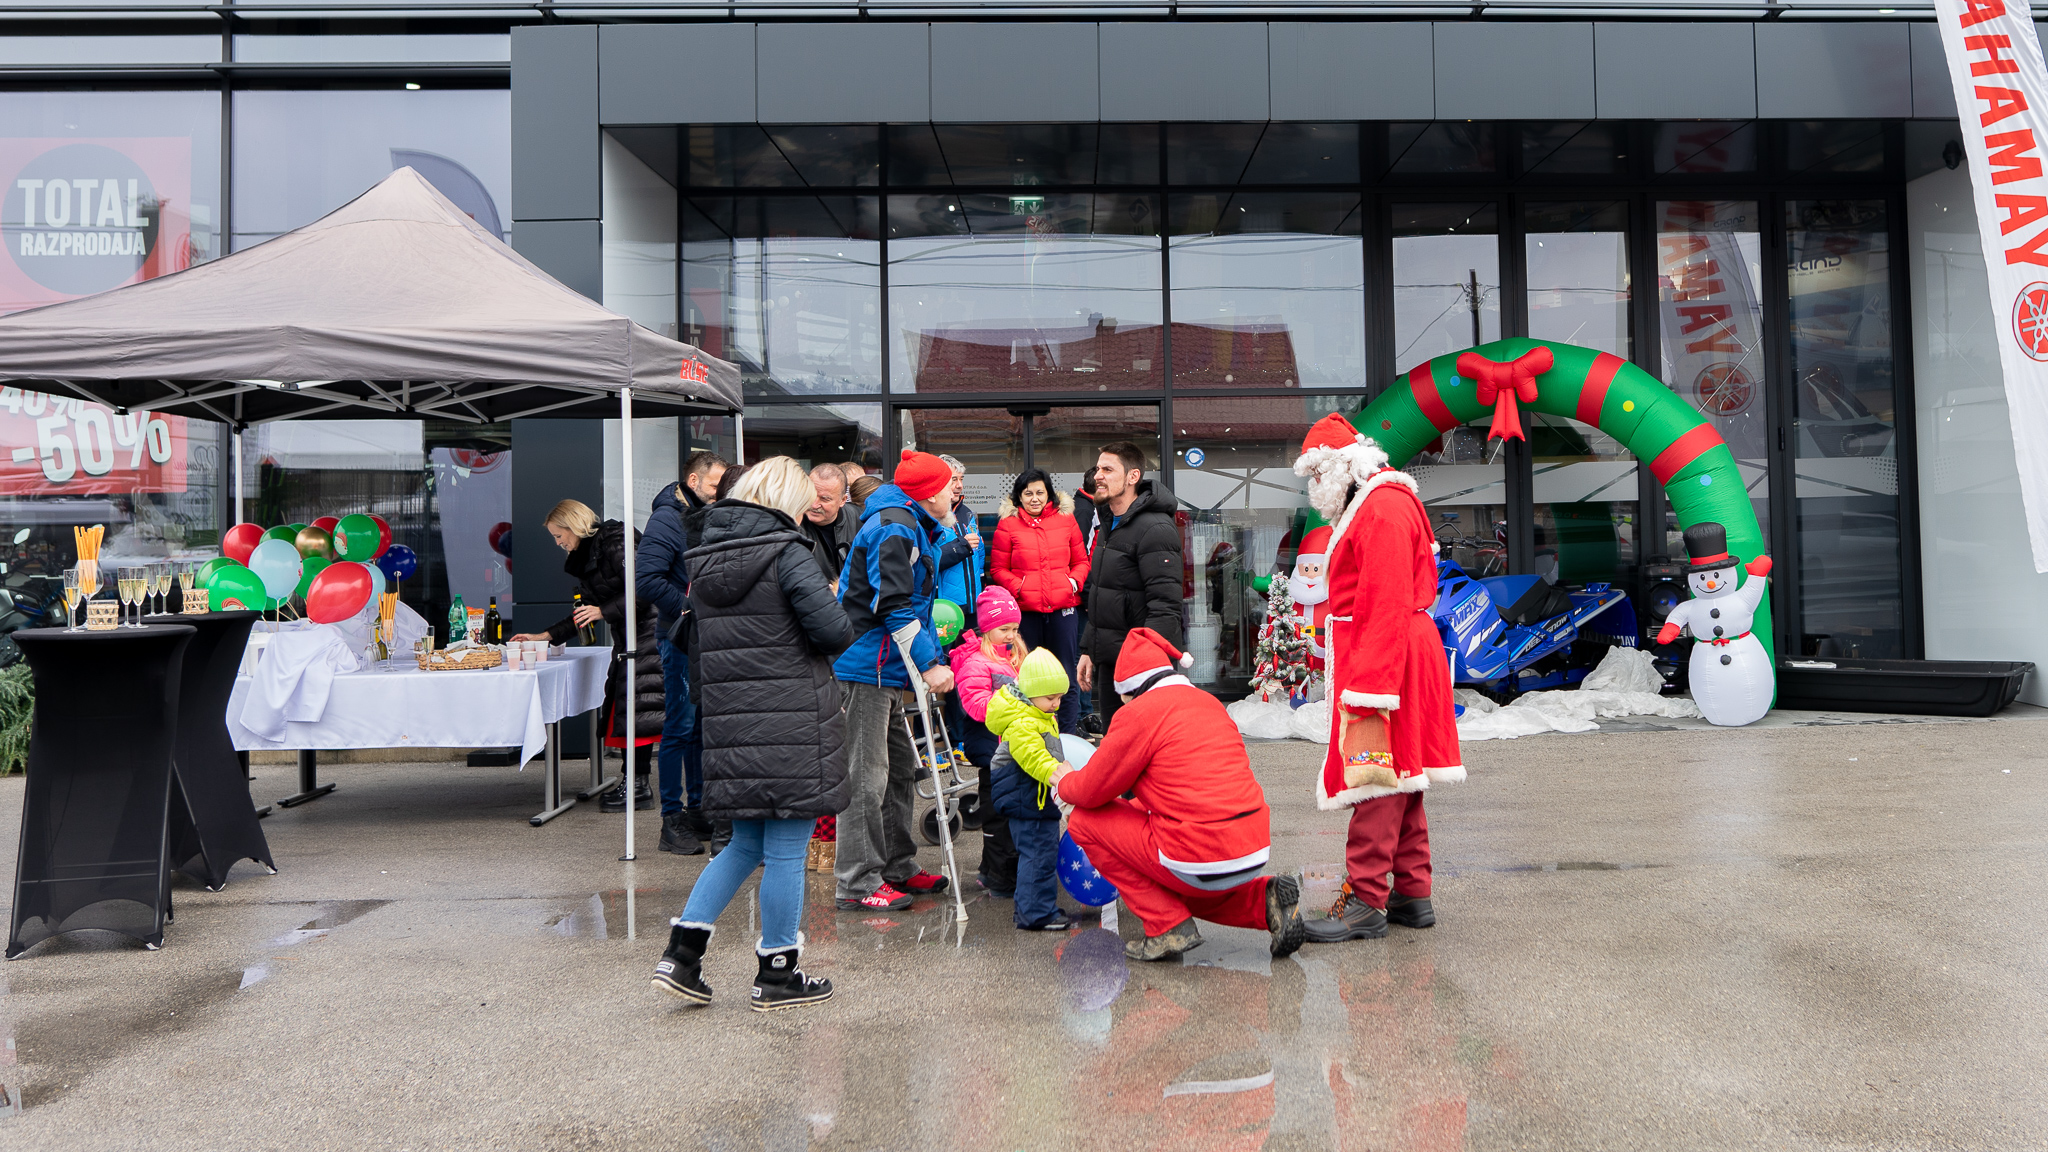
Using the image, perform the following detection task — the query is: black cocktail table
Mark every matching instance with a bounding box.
[8,623,195,957]
[145,610,274,889]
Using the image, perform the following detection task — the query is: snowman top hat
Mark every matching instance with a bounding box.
[1682,522,1739,571]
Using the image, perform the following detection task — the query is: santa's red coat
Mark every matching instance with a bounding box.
[1058,681,1272,875]
[1318,469,1464,809]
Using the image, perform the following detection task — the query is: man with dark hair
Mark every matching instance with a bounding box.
[638,449,728,854]
[803,463,856,590]
[1074,440,1184,729]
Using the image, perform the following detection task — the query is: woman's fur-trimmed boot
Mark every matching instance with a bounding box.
[750,936,832,1012]
[651,922,714,1004]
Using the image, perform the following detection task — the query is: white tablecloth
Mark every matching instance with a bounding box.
[226,646,611,765]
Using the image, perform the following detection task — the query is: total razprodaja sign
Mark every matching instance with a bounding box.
[0,138,191,314]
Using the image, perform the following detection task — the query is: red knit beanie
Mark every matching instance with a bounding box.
[894,450,953,501]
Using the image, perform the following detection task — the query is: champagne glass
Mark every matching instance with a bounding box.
[116,567,136,627]
[125,567,144,626]
[77,559,99,621]
[177,560,196,606]
[155,562,172,615]
[61,568,79,631]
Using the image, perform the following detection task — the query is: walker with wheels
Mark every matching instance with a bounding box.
[894,628,972,925]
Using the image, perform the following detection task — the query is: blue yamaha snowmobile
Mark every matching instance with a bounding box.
[1432,558,1639,700]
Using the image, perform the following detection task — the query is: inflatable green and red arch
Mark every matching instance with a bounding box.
[1350,337,1773,671]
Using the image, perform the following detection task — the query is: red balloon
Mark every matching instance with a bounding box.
[223,522,265,564]
[305,561,374,624]
[368,514,392,559]
[311,515,340,535]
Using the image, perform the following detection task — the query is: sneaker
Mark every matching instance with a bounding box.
[898,870,950,895]
[1017,911,1073,932]
[650,923,714,1004]
[976,874,1015,900]
[1124,917,1205,962]
[1304,895,1388,943]
[1265,875,1308,958]
[659,811,705,855]
[599,779,654,813]
[751,942,833,1012]
[835,883,912,911]
[1386,891,1437,929]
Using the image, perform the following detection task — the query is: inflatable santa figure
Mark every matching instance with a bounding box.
[1287,525,1333,669]
[1291,412,1463,942]
[1656,522,1773,727]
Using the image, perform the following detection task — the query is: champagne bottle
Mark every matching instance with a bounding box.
[448,594,467,643]
[572,590,596,646]
[484,597,503,645]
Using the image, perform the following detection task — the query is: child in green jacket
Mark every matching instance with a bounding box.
[984,648,1073,930]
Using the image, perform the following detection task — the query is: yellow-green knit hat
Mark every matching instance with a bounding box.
[1016,648,1070,699]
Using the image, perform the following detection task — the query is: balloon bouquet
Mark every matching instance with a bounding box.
[209,513,419,644]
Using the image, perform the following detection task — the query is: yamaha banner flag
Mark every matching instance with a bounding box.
[1938,0,2048,571]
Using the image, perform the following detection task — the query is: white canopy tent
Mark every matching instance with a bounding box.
[0,167,742,860]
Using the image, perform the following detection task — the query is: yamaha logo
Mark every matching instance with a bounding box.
[2015,282,2048,362]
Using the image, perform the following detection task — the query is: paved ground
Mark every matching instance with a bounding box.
[2,707,2046,1151]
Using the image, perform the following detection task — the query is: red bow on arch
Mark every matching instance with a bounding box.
[1455,347,1554,443]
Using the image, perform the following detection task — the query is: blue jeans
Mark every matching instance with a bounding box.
[676,817,812,949]
[1009,817,1062,927]
[658,634,702,816]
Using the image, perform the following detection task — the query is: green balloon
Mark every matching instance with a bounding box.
[208,565,271,612]
[263,525,298,544]
[933,598,965,646]
[295,555,331,601]
[197,557,242,588]
[334,513,380,562]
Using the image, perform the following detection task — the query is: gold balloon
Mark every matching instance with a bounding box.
[294,525,335,560]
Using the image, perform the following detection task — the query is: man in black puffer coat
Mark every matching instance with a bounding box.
[639,451,727,853]
[1076,441,1185,730]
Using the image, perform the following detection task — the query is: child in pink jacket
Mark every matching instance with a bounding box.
[949,586,1027,896]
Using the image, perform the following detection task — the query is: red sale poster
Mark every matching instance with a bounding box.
[0,387,189,496]
[0,137,192,317]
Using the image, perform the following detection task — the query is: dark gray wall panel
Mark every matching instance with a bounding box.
[1099,23,1269,121]
[511,219,602,302]
[1435,23,1594,121]
[757,24,930,123]
[1269,23,1433,120]
[512,25,599,222]
[1595,23,1754,120]
[600,24,755,125]
[1756,23,1912,119]
[510,418,602,667]
[931,24,1098,122]
[1912,23,1960,120]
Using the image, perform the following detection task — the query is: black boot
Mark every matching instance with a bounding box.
[708,821,733,857]
[659,811,705,855]
[681,807,715,839]
[1304,894,1388,942]
[750,939,832,1012]
[651,922,714,1004]
[1386,891,1436,929]
[1265,875,1307,958]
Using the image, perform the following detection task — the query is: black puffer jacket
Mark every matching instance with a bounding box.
[686,501,854,821]
[1079,479,1186,651]
[546,520,664,737]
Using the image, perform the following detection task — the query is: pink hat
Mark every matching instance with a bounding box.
[975,586,1022,631]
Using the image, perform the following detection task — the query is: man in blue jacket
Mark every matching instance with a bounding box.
[637,450,726,855]
[833,449,959,911]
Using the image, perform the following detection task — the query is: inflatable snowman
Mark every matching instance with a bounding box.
[1656,522,1774,726]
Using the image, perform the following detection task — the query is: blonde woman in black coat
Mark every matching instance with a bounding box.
[649,457,853,1013]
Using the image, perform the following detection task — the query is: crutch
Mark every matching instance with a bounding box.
[894,626,971,926]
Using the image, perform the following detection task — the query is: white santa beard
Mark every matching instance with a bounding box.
[1288,575,1329,605]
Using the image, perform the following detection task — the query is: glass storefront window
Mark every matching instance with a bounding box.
[1787,199,1902,658]
[686,125,878,188]
[744,403,885,475]
[1392,201,1500,366]
[888,193,1163,394]
[684,195,883,399]
[0,90,222,316]
[232,89,508,250]
[891,123,1156,187]
[1787,122,1886,175]
[1526,200,1630,358]
[1656,200,1769,555]
[1241,123,1360,185]
[1522,122,1627,176]
[1387,123,1498,175]
[233,34,509,62]
[1653,122,1758,175]
[1168,193,1365,390]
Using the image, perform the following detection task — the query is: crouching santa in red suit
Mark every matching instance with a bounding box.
[1055,628,1308,963]
[1290,413,1464,942]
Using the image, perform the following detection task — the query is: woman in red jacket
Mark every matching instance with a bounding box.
[991,466,1089,734]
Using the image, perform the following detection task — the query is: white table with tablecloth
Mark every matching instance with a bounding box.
[225,646,614,823]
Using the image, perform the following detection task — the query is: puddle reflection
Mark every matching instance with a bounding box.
[241,900,391,990]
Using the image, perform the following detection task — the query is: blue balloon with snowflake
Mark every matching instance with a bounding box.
[1056,735,1119,907]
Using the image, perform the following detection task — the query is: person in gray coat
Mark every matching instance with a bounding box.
[651,457,853,1013]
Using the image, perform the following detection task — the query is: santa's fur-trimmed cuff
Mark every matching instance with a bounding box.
[1318,769,1429,810]
[1425,764,1467,784]
[1341,690,1400,711]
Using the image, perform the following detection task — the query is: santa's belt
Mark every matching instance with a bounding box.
[1705,631,1752,646]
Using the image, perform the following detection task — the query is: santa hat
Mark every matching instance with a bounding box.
[893,450,952,501]
[1292,413,1390,522]
[1296,525,1332,562]
[1112,627,1194,695]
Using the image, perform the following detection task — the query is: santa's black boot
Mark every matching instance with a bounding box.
[651,922,714,1004]
[1266,875,1308,958]
[1304,894,1388,942]
[1386,891,1436,928]
[750,938,832,1012]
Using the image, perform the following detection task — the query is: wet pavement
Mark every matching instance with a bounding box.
[3,709,2048,1149]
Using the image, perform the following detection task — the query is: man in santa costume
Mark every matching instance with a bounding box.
[1054,628,1308,962]
[1291,413,1464,942]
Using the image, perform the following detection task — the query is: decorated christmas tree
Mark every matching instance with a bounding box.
[1249,578,1317,702]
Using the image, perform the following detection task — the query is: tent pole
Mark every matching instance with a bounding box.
[621,386,637,865]
[232,427,243,525]
[734,411,744,465]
